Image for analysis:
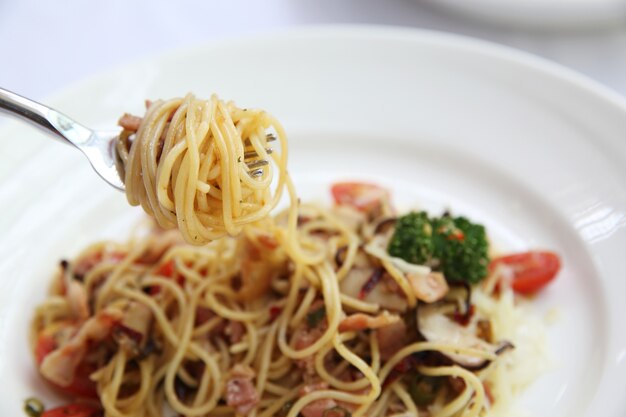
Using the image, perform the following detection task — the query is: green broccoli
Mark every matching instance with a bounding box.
[387,211,433,265]
[388,211,489,284]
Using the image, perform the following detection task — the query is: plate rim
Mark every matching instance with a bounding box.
[3,25,625,115]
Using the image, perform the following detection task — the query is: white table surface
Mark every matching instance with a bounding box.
[1,0,625,101]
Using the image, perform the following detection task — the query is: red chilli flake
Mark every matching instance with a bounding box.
[484,381,495,404]
[382,356,416,388]
[114,323,144,344]
[453,304,475,326]
[447,230,465,241]
[269,306,283,322]
[358,268,384,300]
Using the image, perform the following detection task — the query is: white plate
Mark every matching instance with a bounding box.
[421,0,626,29]
[1,26,625,416]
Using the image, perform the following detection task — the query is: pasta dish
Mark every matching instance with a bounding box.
[29,96,561,417]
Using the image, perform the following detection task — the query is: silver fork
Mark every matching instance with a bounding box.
[0,88,273,190]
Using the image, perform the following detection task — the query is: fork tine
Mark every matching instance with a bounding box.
[248,168,264,178]
[246,160,269,170]
[244,147,273,160]
[244,133,276,146]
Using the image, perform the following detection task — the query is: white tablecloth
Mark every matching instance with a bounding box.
[1,0,625,99]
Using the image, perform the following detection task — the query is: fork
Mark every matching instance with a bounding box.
[0,87,273,190]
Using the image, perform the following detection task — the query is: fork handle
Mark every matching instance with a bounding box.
[0,87,92,147]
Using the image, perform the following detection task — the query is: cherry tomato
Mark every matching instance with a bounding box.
[41,404,102,417]
[489,251,561,294]
[331,182,389,212]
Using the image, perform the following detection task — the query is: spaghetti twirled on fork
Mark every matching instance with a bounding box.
[116,94,287,245]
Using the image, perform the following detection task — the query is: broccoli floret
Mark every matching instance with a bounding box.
[388,211,433,265]
[387,211,489,284]
[431,215,489,283]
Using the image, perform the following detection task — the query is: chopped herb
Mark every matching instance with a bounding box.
[24,397,44,417]
[408,374,442,407]
[306,305,326,328]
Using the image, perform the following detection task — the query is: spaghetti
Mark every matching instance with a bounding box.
[31,180,555,417]
[116,94,287,245]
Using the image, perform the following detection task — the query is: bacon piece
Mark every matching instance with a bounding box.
[236,240,275,301]
[72,250,126,280]
[338,312,400,332]
[300,381,329,396]
[376,319,407,361]
[447,376,466,394]
[138,229,184,264]
[225,365,259,415]
[299,381,337,417]
[118,113,143,131]
[66,280,89,321]
[340,268,408,312]
[294,325,325,374]
[257,234,279,250]
[301,399,338,417]
[195,307,214,326]
[407,271,449,303]
[40,309,122,386]
[72,253,101,279]
[115,302,152,350]
[225,320,245,344]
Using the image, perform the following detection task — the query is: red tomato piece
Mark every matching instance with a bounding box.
[150,260,178,295]
[156,260,175,277]
[489,251,561,295]
[42,404,102,417]
[57,362,99,399]
[35,333,57,365]
[34,330,99,399]
[331,182,389,212]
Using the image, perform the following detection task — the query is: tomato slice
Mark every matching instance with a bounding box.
[489,251,561,294]
[331,182,389,212]
[42,404,102,417]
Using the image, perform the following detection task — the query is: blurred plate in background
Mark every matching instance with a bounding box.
[421,0,626,28]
